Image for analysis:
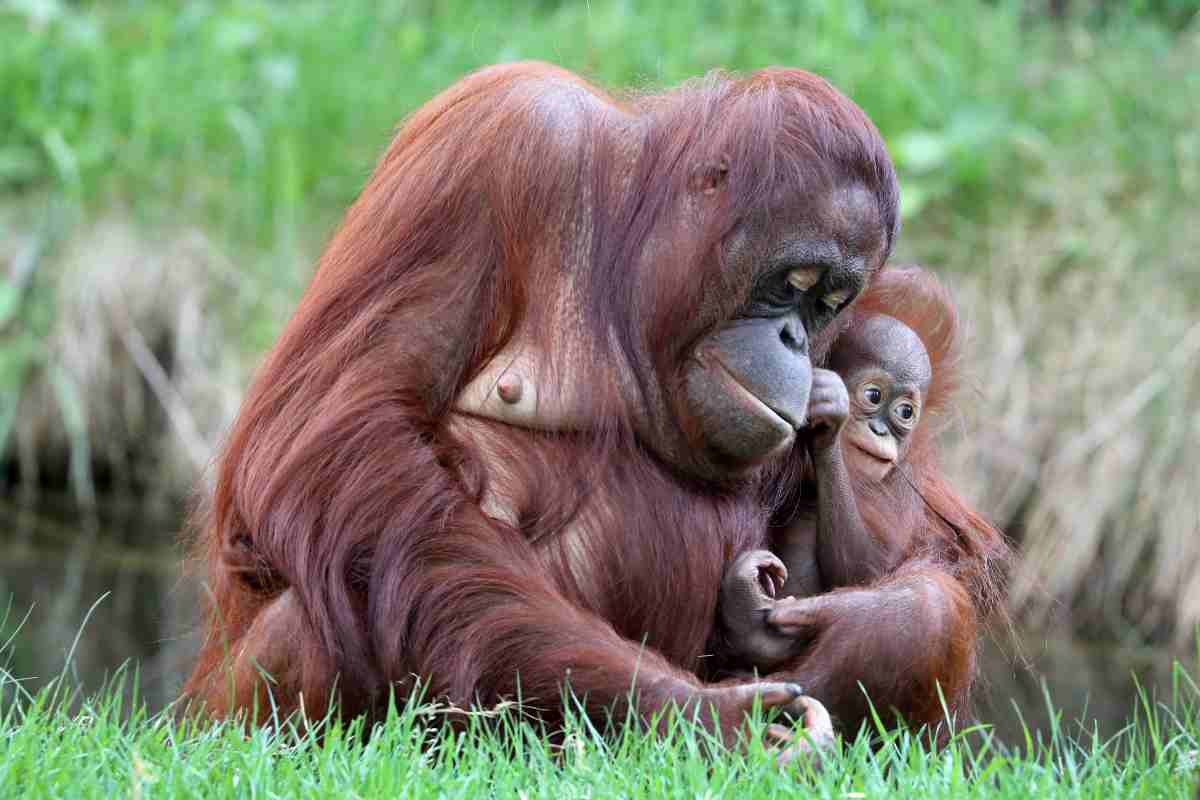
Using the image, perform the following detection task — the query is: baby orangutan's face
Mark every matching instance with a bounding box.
[828,315,931,482]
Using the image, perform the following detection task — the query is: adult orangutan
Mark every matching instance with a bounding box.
[183,61,967,756]
[715,267,1010,729]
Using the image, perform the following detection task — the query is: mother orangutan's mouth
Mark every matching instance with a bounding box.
[711,359,803,431]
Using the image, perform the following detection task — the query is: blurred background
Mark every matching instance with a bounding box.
[0,0,1197,743]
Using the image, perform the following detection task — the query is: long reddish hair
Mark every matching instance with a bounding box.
[186,61,901,720]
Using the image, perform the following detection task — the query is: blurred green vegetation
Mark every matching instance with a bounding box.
[2,0,1195,251]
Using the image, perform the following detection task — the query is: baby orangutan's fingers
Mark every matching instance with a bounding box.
[757,552,788,598]
[726,549,788,604]
[766,596,822,638]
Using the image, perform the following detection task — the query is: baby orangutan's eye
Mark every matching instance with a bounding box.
[859,384,883,408]
[892,400,919,429]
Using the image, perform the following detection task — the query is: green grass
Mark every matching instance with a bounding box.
[2,672,1199,798]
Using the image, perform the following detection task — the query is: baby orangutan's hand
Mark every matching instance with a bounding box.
[719,550,799,673]
[806,368,849,452]
[724,549,788,606]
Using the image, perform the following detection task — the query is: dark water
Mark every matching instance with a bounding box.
[0,496,200,710]
[0,497,1190,743]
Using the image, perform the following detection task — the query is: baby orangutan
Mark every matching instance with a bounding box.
[720,293,940,673]
[708,266,1009,729]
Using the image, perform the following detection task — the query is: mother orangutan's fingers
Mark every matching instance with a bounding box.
[792,696,835,745]
[765,723,794,748]
[748,682,806,710]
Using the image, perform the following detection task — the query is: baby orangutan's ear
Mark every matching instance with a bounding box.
[689,156,730,195]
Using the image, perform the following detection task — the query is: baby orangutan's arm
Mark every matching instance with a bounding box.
[806,368,907,587]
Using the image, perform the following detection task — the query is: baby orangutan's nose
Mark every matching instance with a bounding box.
[868,418,889,437]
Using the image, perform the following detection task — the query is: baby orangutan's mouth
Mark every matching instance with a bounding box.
[843,423,897,480]
[847,445,894,481]
[852,443,893,465]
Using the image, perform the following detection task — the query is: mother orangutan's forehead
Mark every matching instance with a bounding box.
[724,182,889,283]
[825,183,887,255]
[832,315,931,390]
[754,183,886,250]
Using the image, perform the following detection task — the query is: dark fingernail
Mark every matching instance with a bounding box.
[788,683,803,698]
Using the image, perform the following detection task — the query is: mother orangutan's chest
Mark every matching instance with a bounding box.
[445,413,765,658]
[534,504,737,664]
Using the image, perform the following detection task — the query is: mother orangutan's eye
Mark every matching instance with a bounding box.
[821,288,852,311]
[786,266,822,292]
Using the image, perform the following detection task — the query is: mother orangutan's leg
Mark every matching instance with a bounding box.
[184,589,336,723]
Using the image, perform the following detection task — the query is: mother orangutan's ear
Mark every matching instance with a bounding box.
[689,156,730,195]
